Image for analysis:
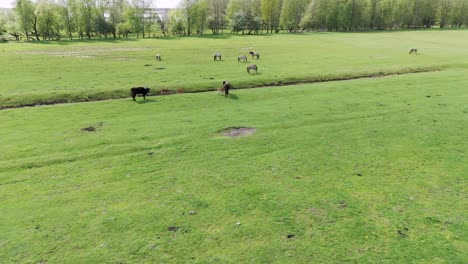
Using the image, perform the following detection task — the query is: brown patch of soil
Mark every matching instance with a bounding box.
[81,122,103,132]
[81,126,96,132]
[221,127,256,137]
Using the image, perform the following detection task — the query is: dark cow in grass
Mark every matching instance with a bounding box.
[131,87,150,101]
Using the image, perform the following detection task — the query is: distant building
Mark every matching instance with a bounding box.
[0,7,11,14]
[154,8,173,20]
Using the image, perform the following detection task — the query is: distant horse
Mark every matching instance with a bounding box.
[160,89,170,95]
[409,48,417,54]
[214,53,222,61]
[238,55,248,62]
[155,54,161,61]
[249,51,260,59]
[177,89,184,94]
[247,64,258,74]
[216,87,225,94]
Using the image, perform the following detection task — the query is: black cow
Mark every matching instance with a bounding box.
[131,87,150,101]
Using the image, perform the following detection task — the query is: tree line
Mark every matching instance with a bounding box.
[1,0,468,41]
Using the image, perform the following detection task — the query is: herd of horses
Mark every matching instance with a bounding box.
[132,48,418,100]
[215,51,259,74]
[132,50,261,100]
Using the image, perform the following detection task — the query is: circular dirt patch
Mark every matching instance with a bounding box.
[221,127,256,137]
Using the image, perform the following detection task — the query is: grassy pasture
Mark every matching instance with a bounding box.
[0,68,467,262]
[2,30,468,108]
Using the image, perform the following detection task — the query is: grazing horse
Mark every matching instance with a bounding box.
[238,55,248,62]
[247,64,258,74]
[155,54,161,61]
[160,89,170,95]
[249,51,260,59]
[177,89,184,94]
[131,87,150,101]
[409,48,417,54]
[214,53,222,61]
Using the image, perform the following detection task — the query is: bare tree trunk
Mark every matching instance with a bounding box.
[32,14,40,41]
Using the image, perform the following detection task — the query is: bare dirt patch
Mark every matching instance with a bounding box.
[221,127,256,137]
[81,126,96,132]
[81,122,103,132]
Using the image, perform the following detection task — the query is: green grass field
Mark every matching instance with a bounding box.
[1,30,468,108]
[1,31,467,263]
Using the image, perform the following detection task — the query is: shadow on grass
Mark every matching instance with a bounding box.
[134,99,157,104]
[227,94,239,100]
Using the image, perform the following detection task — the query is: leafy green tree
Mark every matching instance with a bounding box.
[369,0,381,29]
[117,21,131,37]
[0,12,7,36]
[78,0,96,39]
[345,0,368,30]
[230,10,247,33]
[94,14,113,37]
[57,0,76,40]
[439,0,451,28]
[451,0,468,27]
[36,0,60,40]
[4,9,23,40]
[181,0,197,36]
[107,0,126,38]
[194,0,209,35]
[207,0,229,34]
[128,0,153,38]
[15,0,35,40]
[280,0,309,32]
[261,0,280,33]
[168,8,186,35]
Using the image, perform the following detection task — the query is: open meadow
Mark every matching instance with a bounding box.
[1,30,468,108]
[0,31,467,263]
